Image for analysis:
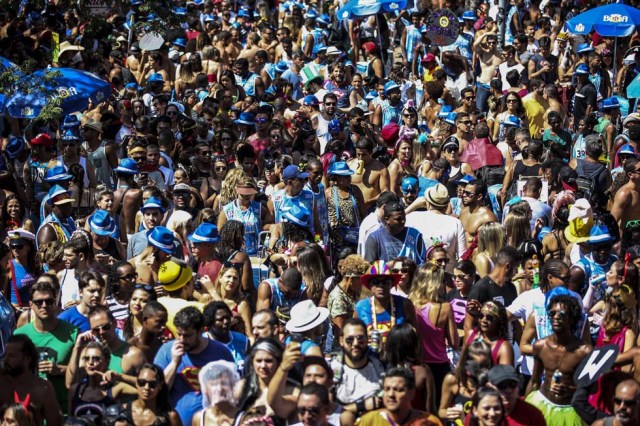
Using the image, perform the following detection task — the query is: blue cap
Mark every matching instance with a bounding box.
[113,158,139,175]
[125,82,142,90]
[147,226,174,254]
[574,63,590,75]
[282,204,311,227]
[275,61,289,73]
[238,9,250,18]
[282,165,309,180]
[454,174,475,185]
[328,118,341,133]
[188,222,220,244]
[234,112,255,125]
[173,7,187,15]
[6,137,25,159]
[44,165,74,182]
[384,81,400,94]
[89,210,116,236]
[401,176,419,193]
[618,144,638,157]
[317,14,331,25]
[140,196,166,213]
[601,97,620,111]
[462,10,476,20]
[328,161,354,176]
[365,90,379,101]
[302,95,321,106]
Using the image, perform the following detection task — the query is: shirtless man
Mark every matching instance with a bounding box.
[348,138,390,211]
[474,32,502,112]
[611,158,640,234]
[238,32,262,66]
[459,179,497,243]
[215,31,240,67]
[112,158,143,238]
[1,335,62,426]
[526,294,592,423]
[125,43,143,83]
[542,85,569,129]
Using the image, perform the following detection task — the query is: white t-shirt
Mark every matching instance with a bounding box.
[358,212,383,259]
[405,210,466,272]
[330,357,384,404]
[507,288,545,375]
[59,269,79,307]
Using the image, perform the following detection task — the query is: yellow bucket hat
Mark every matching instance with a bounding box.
[158,259,193,292]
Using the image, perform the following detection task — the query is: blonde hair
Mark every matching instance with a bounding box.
[219,168,247,208]
[215,264,241,298]
[477,222,505,258]
[339,255,370,277]
[504,211,529,247]
[409,264,445,306]
[166,210,193,234]
[411,138,430,172]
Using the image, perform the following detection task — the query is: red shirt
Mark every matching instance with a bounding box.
[464,398,545,426]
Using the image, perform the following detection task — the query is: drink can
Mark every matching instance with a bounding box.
[553,369,562,383]
[39,351,49,362]
[370,330,381,352]
[355,160,364,175]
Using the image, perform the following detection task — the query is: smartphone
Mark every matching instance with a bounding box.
[140,172,148,179]
[289,332,304,343]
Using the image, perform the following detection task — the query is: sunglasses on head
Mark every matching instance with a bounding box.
[223,261,243,270]
[135,283,155,292]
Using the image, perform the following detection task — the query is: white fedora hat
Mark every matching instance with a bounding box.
[285,300,329,333]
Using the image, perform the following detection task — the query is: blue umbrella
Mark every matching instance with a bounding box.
[337,0,408,20]
[565,3,640,37]
[0,56,19,70]
[4,68,112,119]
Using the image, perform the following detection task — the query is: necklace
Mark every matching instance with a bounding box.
[371,295,395,330]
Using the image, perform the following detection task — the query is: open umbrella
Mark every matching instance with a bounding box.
[336,0,408,20]
[4,68,112,119]
[565,3,640,37]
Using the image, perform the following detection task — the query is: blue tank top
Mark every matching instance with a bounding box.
[9,259,35,307]
[235,73,258,96]
[304,182,329,243]
[265,278,306,311]
[222,200,262,256]
[368,227,426,265]
[405,25,422,65]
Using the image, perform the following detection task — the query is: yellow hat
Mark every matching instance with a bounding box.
[158,260,193,292]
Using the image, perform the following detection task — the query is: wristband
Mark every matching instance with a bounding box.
[356,398,366,414]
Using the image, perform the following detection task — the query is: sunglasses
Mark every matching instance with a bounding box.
[453,274,469,281]
[480,313,496,322]
[82,355,103,363]
[215,166,228,171]
[391,267,409,273]
[460,121,473,125]
[552,274,570,283]
[137,378,159,388]
[119,273,137,281]
[297,407,321,415]
[255,117,268,123]
[92,323,112,334]
[167,111,178,116]
[369,278,392,287]
[506,99,518,103]
[462,190,476,197]
[625,219,640,229]
[32,297,55,307]
[345,335,367,345]
[324,102,336,107]
[10,243,25,250]
[613,397,638,407]
[223,261,243,270]
[464,96,475,101]
[547,309,567,319]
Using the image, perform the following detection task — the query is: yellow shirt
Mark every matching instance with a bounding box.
[423,66,442,83]
[522,94,550,139]
[356,409,443,426]
[158,296,204,336]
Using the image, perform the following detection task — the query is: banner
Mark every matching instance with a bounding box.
[425,9,460,46]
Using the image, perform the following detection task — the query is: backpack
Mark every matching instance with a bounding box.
[575,159,606,202]
[327,19,350,52]
[477,165,506,187]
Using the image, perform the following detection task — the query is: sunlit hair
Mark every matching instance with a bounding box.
[409,264,445,305]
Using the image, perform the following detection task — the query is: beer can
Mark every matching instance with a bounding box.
[370,330,381,352]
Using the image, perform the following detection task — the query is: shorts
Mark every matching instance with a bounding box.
[525,390,587,426]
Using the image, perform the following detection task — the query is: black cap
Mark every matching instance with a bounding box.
[488,365,520,386]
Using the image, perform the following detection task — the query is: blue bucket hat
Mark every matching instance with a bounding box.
[238,9,250,18]
[140,196,166,213]
[188,222,220,244]
[61,129,80,141]
[574,64,590,75]
[577,43,594,54]
[587,224,614,245]
[328,161,354,176]
[173,38,187,47]
[454,174,475,185]
[6,137,25,159]
[44,165,73,182]
[401,176,419,193]
[384,81,400,95]
[282,205,311,227]
[62,114,81,129]
[113,158,139,175]
[445,112,458,126]
[305,9,318,19]
[462,10,476,20]
[89,210,116,236]
[275,61,289,73]
[438,105,453,118]
[234,112,255,125]
[147,226,175,254]
[601,97,620,111]
[147,73,164,83]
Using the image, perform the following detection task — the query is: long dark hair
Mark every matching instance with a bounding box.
[122,285,157,341]
[137,363,173,421]
[381,322,419,366]
[1,194,26,225]
[238,338,283,412]
[468,387,505,426]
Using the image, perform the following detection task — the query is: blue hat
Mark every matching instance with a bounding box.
[328,118,341,134]
[328,161,354,176]
[44,165,73,182]
[89,210,116,236]
[365,90,379,101]
[131,0,143,5]
[147,226,174,254]
[113,158,139,175]
[587,224,614,245]
[302,95,321,106]
[125,82,142,91]
[62,114,81,129]
[438,105,453,118]
[188,222,220,244]
[173,38,187,47]
[238,9,250,18]
[401,176,419,193]
[6,137,25,159]
[61,129,80,141]
[601,97,620,110]
[317,14,331,25]
[384,81,400,94]
[173,7,187,15]
[462,10,476,20]
[454,174,475,185]
[618,144,638,157]
[147,73,164,83]
[574,63,590,75]
[445,112,458,125]
[305,9,318,19]
[234,112,255,125]
[503,115,521,127]
[275,61,289,73]
[577,43,594,54]
[282,165,309,180]
[47,185,75,205]
[282,204,311,227]
[140,196,166,213]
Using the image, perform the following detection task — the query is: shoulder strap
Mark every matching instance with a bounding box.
[116,188,130,215]
[9,261,23,307]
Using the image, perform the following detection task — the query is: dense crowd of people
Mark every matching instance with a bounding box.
[2,0,640,425]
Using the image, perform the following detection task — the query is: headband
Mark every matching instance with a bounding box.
[128,146,146,156]
[482,301,501,317]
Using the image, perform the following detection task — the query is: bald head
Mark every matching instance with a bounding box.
[614,379,640,425]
